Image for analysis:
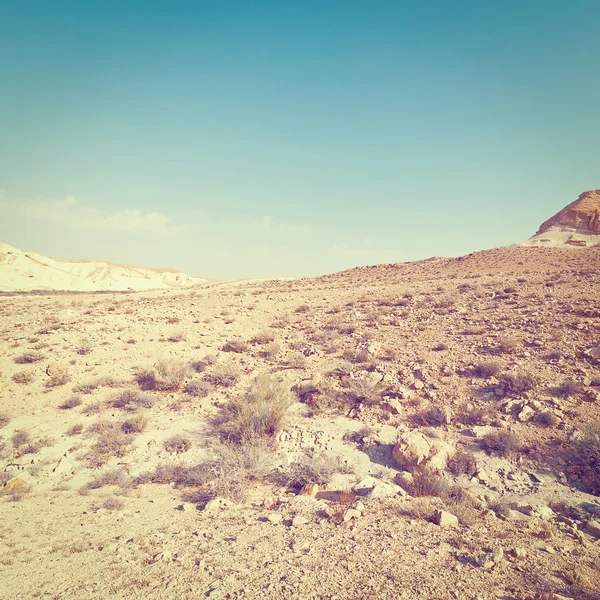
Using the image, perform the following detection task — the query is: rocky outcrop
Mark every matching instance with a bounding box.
[537,190,600,234]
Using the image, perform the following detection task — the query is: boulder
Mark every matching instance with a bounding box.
[392,431,454,472]
[433,510,458,528]
[352,476,404,499]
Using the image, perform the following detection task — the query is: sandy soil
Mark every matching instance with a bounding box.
[1,245,600,600]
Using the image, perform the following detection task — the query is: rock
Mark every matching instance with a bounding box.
[513,547,527,559]
[392,431,454,472]
[517,504,554,520]
[352,476,404,499]
[354,501,366,513]
[382,398,402,415]
[413,381,424,390]
[291,516,309,527]
[433,510,458,528]
[517,405,535,422]
[267,513,283,524]
[204,498,231,512]
[585,346,600,360]
[343,508,362,522]
[537,190,600,235]
[585,520,600,538]
[299,484,319,497]
[394,471,414,491]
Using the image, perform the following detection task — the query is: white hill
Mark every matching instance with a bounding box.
[0,242,208,292]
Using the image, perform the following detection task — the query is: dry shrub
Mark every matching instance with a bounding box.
[496,335,518,354]
[500,372,538,395]
[482,429,524,458]
[102,496,124,511]
[472,361,501,378]
[12,430,30,448]
[141,440,274,504]
[12,371,34,385]
[258,342,280,359]
[407,468,450,498]
[109,389,155,411]
[86,421,132,467]
[76,339,93,355]
[295,305,310,314]
[164,434,192,454]
[121,413,148,434]
[212,374,295,444]
[88,468,131,489]
[568,426,600,495]
[272,454,351,490]
[343,377,387,406]
[45,372,70,388]
[166,329,186,343]
[67,424,84,436]
[488,499,512,519]
[184,381,212,398]
[59,396,82,410]
[536,411,560,428]
[399,497,435,521]
[191,355,217,373]
[136,358,188,391]
[221,340,249,353]
[249,331,275,345]
[72,376,120,395]
[14,351,44,364]
[0,414,11,429]
[448,449,478,477]
[554,380,584,398]
[204,362,240,387]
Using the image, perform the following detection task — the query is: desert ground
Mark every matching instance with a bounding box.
[1,245,600,600]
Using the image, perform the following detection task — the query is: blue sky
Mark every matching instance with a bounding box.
[0,1,598,278]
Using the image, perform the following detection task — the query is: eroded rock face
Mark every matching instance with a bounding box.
[537,190,600,234]
[392,431,454,472]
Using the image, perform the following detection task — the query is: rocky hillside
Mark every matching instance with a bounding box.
[523,190,600,248]
[0,242,208,292]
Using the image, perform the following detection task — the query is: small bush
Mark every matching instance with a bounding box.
[109,389,155,411]
[0,414,11,429]
[212,374,295,444]
[407,468,450,498]
[221,340,249,353]
[184,381,212,398]
[121,414,148,434]
[12,371,34,385]
[249,331,275,345]
[554,380,584,398]
[45,372,70,388]
[136,358,188,391]
[272,454,350,490]
[102,496,124,511]
[73,376,120,395]
[67,424,84,436]
[482,430,523,458]
[568,426,600,495]
[14,352,44,364]
[88,468,131,489]
[59,396,83,410]
[448,450,478,477]
[12,430,30,448]
[191,355,217,373]
[536,411,560,428]
[496,336,518,354]
[164,434,192,454]
[166,329,186,343]
[86,422,132,467]
[76,339,93,355]
[295,305,310,314]
[500,372,538,395]
[204,362,240,388]
[472,361,501,378]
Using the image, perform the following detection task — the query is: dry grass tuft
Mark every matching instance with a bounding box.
[14,351,44,364]
[212,374,295,444]
[59,396,83,410]
[136,358,188,391]
[482,429,524,458]
[164,434,192,454]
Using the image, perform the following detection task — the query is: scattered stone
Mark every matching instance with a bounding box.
[433,510,458,528]
[267,513,283,524]
[300,484,319,497]
[352,476,404,499]
[382,398,402,415]
[513,547,527,559]
[517,405,535,422]
[343,508,362,522]
[4,478,27,492]
[204,498,232,512]
[292,516,309,527]
[392,431,454,471]
[585,520,600,538]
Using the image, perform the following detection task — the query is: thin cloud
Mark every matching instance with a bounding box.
[2,192,178,234]
[252,215,309,233]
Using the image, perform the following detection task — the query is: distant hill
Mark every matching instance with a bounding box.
[0,242,208,292]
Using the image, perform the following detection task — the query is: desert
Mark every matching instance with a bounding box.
[1,197,600,598]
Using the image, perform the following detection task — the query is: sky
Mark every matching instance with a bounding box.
[0,1,598,279]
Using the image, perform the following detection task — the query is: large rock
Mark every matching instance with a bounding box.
[433,509,459,528]
[392,431,454,472]
[537,190,600,235]
[352,476,405,499]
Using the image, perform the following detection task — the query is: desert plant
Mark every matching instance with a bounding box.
[11,430,30,448]
[45,372,70,388]
[272,454,350,490]
[59,396,83,410]
[496,336,518,354]
[0,414,10,429]
[88,468,131,489]
[568,426,600,495]
[191,354,217,373]
[448,449,478,477]
[76,339,93,355]
[407,468,450,498]
[553,380,584,398]
[258,342,280,359]
[109,389,155,411]
[203,362,240,388]
[472,361,501,378]
[183,381,212,398]
[166,329,186,342]
[482,429,524,458]
[66,423,84,436]
[221,340,249,353]
[12,371,34,385]
[86,421,132,467]
[500,372,538,395]
[14,351,44,364]
[136,358,188,391]
[164,434,192,454]
[249,331,275,345]
[121,413,148,434]
[212,374,295,444]
[102,496,124,511]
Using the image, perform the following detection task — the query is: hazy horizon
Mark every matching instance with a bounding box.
[1,1,598,279]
